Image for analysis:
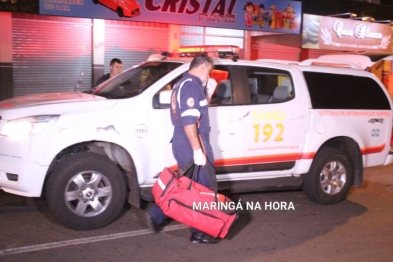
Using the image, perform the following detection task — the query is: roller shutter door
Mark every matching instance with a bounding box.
[256,42,301,61]
[12,14,92,97]
[104,20,169,71]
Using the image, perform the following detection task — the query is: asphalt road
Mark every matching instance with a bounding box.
[0,164,392,262]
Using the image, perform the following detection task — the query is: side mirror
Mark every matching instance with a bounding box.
[159,90,172,104]
[152,89,172,109]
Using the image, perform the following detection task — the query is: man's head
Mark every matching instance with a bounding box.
[188,53,214,86]
[109,58,123,77]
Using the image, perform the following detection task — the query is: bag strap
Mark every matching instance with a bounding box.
[196,120,218,199]
[203,161,218,202]
[176,161,194,178]
[176,121,219,202]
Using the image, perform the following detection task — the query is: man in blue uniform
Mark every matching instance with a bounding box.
[146,53,217,244]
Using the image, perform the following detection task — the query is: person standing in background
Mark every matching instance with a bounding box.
[95,58,123,86]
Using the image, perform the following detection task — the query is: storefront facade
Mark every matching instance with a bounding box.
[1,1,393,100]
[0,0,302,100]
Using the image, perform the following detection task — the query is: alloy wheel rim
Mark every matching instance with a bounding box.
[319,160,347,195]
[64,171,112,217]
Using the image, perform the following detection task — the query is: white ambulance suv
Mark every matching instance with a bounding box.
[0,50,392,230]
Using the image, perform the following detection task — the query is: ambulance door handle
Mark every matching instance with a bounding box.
[289,114,304,120]
[227,116,239,122]
[227,111,250,122]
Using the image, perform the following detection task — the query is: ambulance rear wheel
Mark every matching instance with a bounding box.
[303,147,354,205]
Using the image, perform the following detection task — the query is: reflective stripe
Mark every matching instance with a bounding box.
[176,78,192,109]
[200,99,208,106]
[181,109,200,117]
[157,177,166,190]
[200,192,216,197]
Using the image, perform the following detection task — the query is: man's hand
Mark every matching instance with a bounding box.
[193,149,206,166]
[206,78,217,104]
[206,78,217,95]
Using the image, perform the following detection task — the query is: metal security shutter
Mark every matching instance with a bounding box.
[12,14,92,97]
[104,20,169,71]
[257,42,301,61]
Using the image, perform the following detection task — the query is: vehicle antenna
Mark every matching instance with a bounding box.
[74,72,84,95]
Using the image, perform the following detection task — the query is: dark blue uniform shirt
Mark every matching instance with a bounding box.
[169,72,214,168]
[170,72,210,135]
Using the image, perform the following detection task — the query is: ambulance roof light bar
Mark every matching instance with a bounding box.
[177,45,240,61]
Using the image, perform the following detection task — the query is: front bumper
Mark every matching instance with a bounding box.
[0,154,48,197]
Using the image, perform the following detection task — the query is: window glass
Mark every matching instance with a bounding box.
[208,66,232,106]
[153,65,235,108]
[180,26,244,48]
[181,26,204,34]
[303,72,391,110]
[205,27,244,37]
[205,36,244,48]
[180,35,204,46]
[94,61,182,99]
[246,67,293,104]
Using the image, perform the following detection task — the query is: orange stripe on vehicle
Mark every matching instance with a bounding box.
[168,145,384,170]
[213,152,315,166]
[168,152,316,170]
[360,143,386,155]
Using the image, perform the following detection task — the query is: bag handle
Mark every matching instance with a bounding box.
[176,161,194,178]
[184,162,218,203]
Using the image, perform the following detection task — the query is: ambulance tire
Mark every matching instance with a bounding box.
[302,147,354,205]
[46,152,127,230]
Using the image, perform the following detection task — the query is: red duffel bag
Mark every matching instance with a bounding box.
[152,162,238,239]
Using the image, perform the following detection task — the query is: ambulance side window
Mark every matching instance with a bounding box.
[209,67,232,106]
[247,67,293,104]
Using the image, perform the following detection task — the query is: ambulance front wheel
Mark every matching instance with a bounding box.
[46,152,127,230]
[302,147,354,205]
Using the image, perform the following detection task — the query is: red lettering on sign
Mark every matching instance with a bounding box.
[145,0,237,16]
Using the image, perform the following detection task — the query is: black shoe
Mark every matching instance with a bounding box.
[145,213,162,233]
[189,232,217,244]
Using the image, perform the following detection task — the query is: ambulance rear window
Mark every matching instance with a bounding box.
[304,72,391,110]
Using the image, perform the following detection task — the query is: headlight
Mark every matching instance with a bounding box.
[0,115,59,140]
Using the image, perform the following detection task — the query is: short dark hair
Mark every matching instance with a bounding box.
[110,58,122,65]
[189,53,214,70]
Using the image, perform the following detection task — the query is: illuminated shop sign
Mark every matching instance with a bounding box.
[38,0,302,34]
[302,14,392,52]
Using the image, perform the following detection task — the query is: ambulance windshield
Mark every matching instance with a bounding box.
[93,61,182,99]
